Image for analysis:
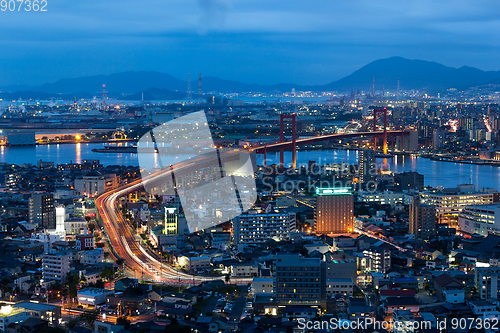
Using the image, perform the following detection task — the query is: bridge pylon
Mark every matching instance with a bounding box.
[279,114,297,169]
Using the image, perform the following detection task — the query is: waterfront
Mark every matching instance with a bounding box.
[1,143,499,189]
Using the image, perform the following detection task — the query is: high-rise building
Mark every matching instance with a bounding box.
[420,184,497,228]
[164,207,178,235]
[274,254,323,308]
[396,130,418,151]
[29,193,55,229]
[358,149,375,183]
[409,196,436,240]
[476,267,500,300]
[432,129,445,149]
[362,244,392,273]
[233,209,295,245]
[42,252,70,282]
[458,204,500,236]
[314,187,353,234]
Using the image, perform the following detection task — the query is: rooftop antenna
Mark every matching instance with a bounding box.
[187,73,191,104]
[198,73,203,102]
[102,85,107,110]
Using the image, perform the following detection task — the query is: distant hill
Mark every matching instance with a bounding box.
[34,71,186,95]
[121,87,186,100]
[322,56,500,91]
[0,90,93,100]
[2,57,500,98]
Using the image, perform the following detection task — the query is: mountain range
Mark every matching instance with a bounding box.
[2,57,500,100]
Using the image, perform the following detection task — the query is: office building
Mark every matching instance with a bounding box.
[314,187,353,234]
[77,288,114,307]
[0,306,30,332]
[357,190,409,207]
[476,267,500,300]
[76,232,94,251]
[362,244,392,273]
[420,184,497,228]
[13,302,61,326]
[458,204,500,236]
[325,278,354,297]
[409,197,436,240]
[274,254,323,308]
[74,172,118,198]
[432,128,445,149]
[29,193,55,229]
[64,217,88,235]
[396,130,418,151]
[358,149,375,183]
[233,209,294,244]
[164,207,178,235]
[42,252,70,282]
[394,171,424,190]
[79,248,104,265]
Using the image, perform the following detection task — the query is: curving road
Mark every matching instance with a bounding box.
[95,155,252,285]
[95,130,405,285]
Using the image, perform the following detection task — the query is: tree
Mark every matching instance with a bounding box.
[101,266,115,280]
[80,310,99,327]
[88,223,96,234]
[116,316,131,329]
[67,272,80,299]
[225,274,231,283]
[116,258,125,272]
[66,318,79,329]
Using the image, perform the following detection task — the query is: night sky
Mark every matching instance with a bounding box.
[1,0,500,86]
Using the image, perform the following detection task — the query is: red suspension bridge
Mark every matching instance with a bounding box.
[253,109,408,169]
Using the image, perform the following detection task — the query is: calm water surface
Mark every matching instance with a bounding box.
[1,143,499,189]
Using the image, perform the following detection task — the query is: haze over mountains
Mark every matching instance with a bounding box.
[2,57,500,100]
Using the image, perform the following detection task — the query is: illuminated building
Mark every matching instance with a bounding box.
[274,254,323,308]
[358,149,375,183]
[29,192,55,229]
[420,184,497,228]
[476,267,500,300]
[357,190,409,207]
[0,306,30,332]
[458,204,500,236]
[233,208,295,245]
[409,196,436,240]
[164,207,178,235]
[74,172,118,198]
[314,187,353,234]
[42,252,70,282]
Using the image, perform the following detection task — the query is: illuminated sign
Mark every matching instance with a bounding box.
[315,187,352,195]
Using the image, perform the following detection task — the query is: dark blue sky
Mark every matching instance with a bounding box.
[1,0,500,86]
